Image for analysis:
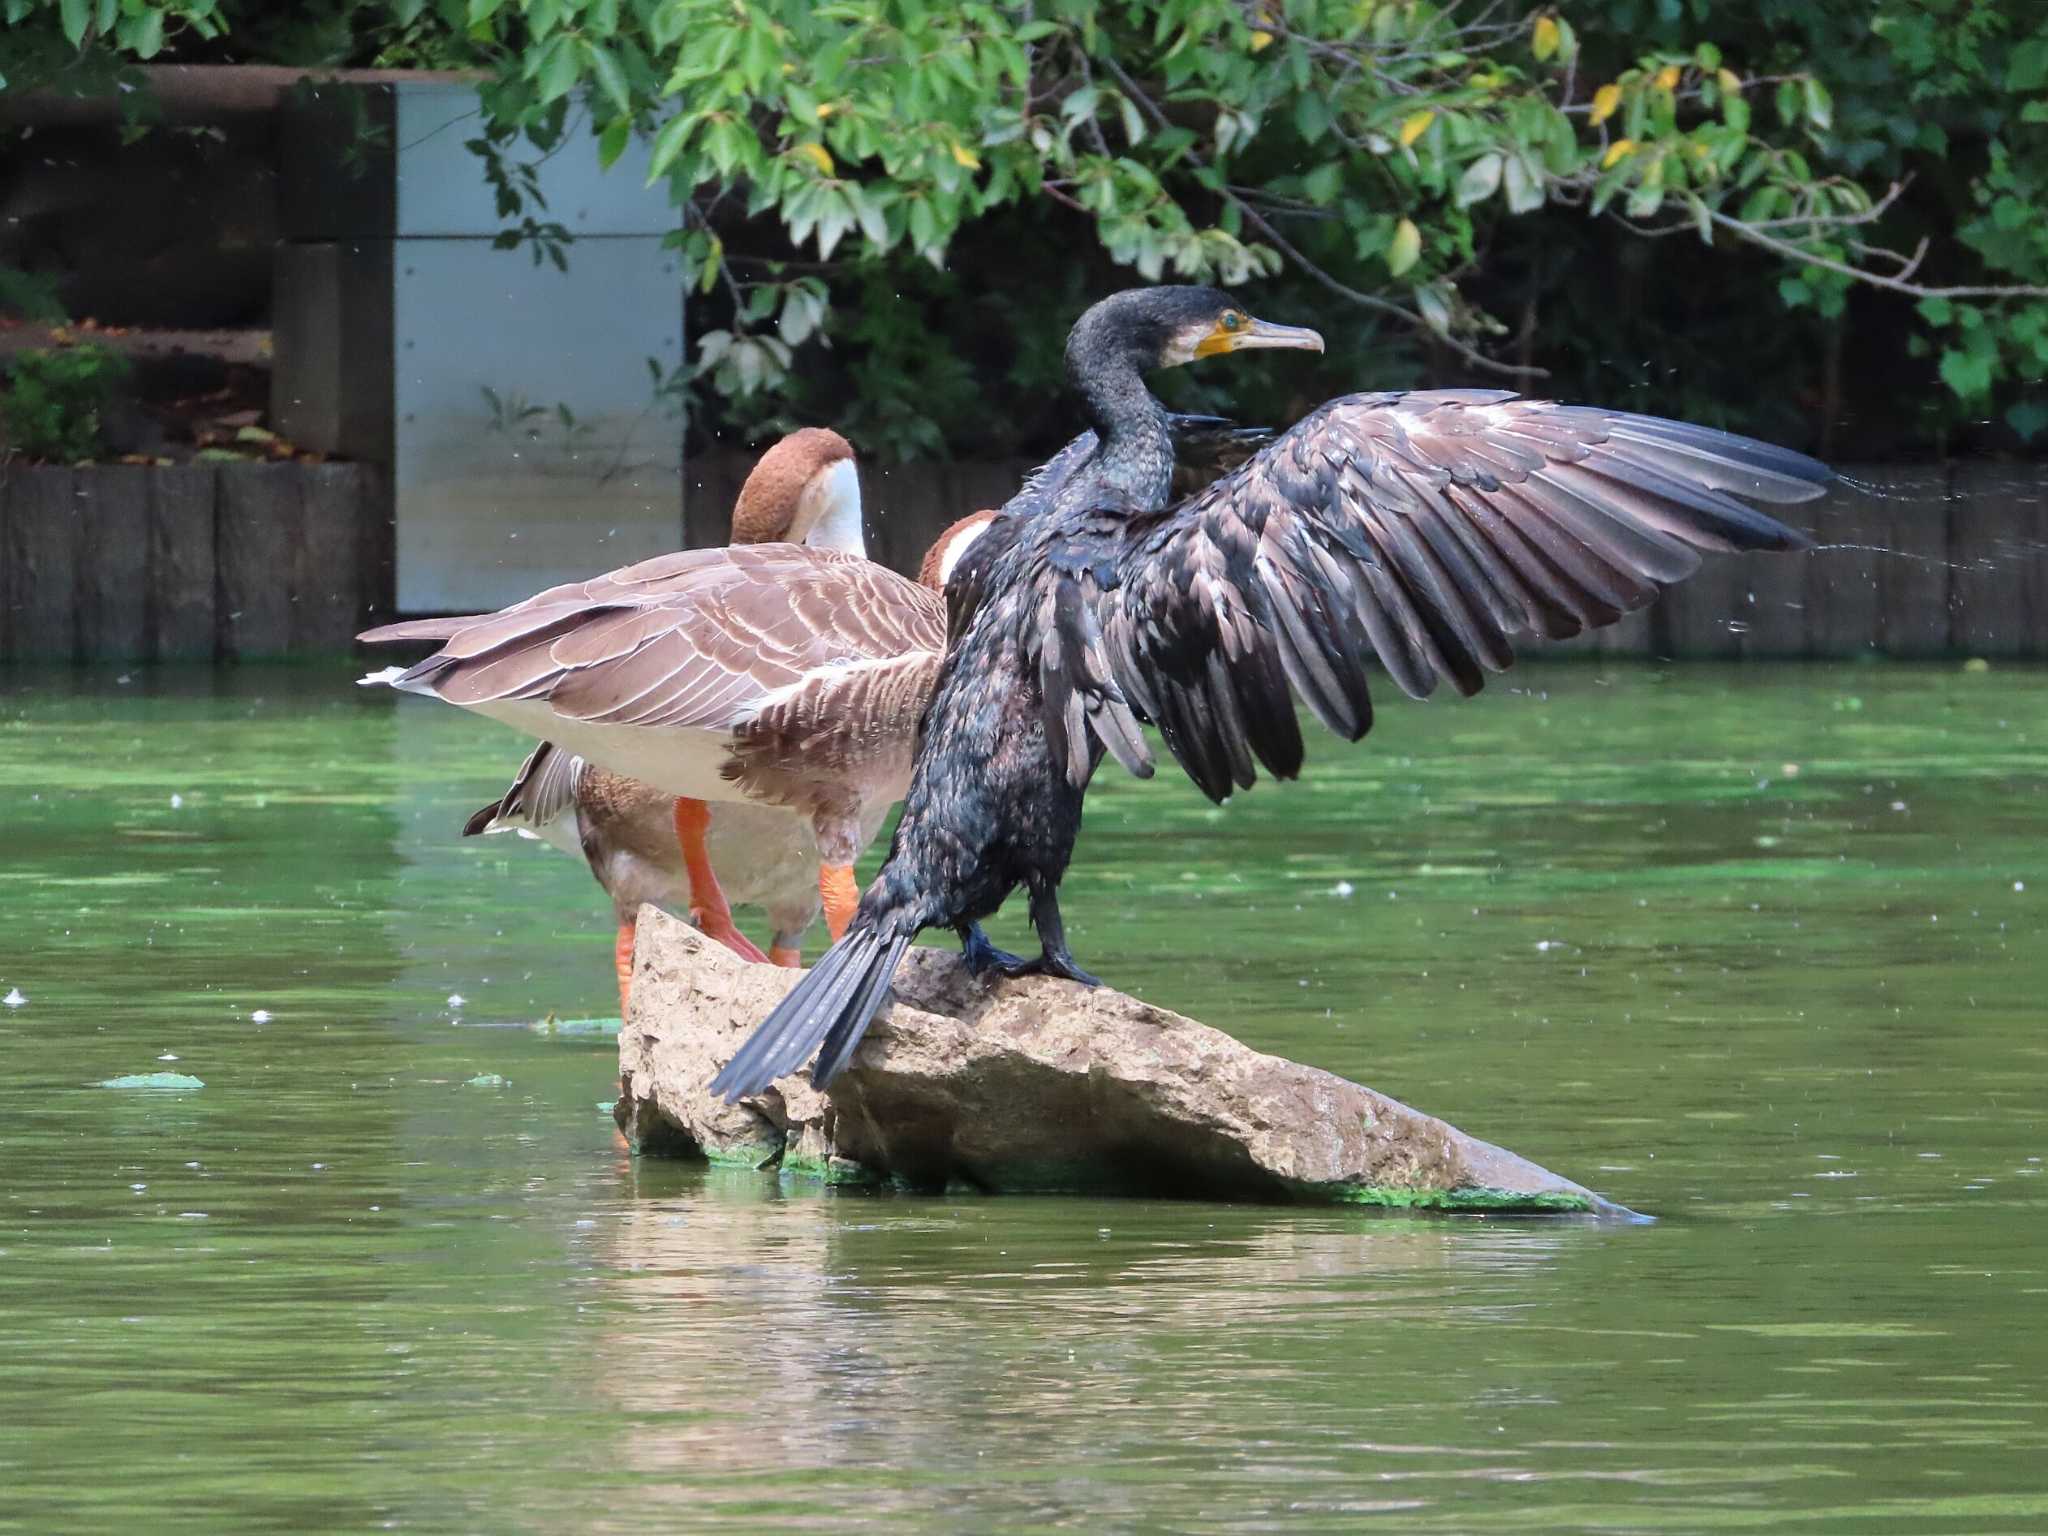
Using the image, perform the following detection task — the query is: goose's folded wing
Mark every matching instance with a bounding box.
[361,545,945,735]
[1081,389,1830,803]
[723,646,948,802]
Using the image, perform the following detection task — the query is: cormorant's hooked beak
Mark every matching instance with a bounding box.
[1194,315,1326,359]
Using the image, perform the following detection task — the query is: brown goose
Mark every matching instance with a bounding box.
[362,428,961,992]
[459,511,998,1012]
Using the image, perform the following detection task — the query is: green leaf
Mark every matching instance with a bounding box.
[2009,38,2048,93]
[59,0,88,48]
[1415,283,1452,335]
[1503,153,1543,214]
[1386,217,1421,276]
[1938,347,1993,399]
[1302,162,1343,206]
[597,115,631,170]
[1455,153,1502,208]
[646,114,693,182]
[1294,92,1330,144]
[535,36,581,105]
[1916,296,1953,327]
[1803,78,1833,132]
[584,42,632,116]
[2006,400,2048,440]
[117,8,163,56]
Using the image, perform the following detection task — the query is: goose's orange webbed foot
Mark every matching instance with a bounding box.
[819,863,859,942]
[673,797,769,963]
[614,919,637,1016]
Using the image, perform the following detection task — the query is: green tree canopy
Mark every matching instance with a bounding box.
[4,0,2042,459]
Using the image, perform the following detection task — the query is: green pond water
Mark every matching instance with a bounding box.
[2,660,2044,1533]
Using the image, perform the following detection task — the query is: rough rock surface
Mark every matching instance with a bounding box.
[615,908,1638,1217]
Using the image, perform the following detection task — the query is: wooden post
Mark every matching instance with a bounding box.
[1949,462,2048,658]
[217,465,301,659]
[78,465,151,661]
[1852,466,1953,657]
[148,465,219,661]
[1,467,80,660]
[1651,544,1747,659]
[296,462,373,651]
[1803,471,1886,659]
[1737,546,1815,659]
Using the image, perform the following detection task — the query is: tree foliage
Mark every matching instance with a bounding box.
[4,0,2042,457]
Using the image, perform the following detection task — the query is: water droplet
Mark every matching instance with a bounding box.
[157,1053,178,1062]
[2,988,24,1008]
[447,994,466,1009]
[169,793,183,809]
[1329,880,1354,898]
[250,1009,273,1023]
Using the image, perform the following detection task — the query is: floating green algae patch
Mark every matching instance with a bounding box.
[100,1072,205,1091]
[531,1016,622,1037]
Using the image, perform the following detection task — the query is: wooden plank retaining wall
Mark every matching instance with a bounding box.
[3,458,2043,662]
[1,462,391,662]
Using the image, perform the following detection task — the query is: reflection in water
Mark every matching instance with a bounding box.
[1,661,2043,1532]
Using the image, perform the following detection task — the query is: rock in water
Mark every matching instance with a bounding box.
[615,909,1640,1218]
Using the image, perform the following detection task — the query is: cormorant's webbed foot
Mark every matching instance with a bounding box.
[958,922,1030,979]
[1030,945,1101,988]
[956,923,1098,985]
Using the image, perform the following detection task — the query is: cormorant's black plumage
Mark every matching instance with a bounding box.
[708,286,1831,1103]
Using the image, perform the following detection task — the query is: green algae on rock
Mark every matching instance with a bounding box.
[613,911,1640,1218]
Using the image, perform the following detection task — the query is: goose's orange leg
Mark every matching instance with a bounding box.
[614,917,638,1016]
[768,943,804,968]
[819,863,860,942]
[674,798,768,963]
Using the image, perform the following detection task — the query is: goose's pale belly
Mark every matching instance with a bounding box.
[511,790,889,947]
[467,700,917,813]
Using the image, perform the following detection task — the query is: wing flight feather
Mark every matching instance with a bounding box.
[1072,390,1828,802]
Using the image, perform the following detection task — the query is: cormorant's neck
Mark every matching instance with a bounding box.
[1072,351,1173,505]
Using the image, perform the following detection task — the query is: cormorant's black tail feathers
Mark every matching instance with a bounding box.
[708,926,910,1102]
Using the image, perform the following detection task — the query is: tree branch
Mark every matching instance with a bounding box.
[1705,196,2048,300]
[1097,52,1546,380]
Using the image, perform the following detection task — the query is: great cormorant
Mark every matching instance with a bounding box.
[709,285,1829,1101]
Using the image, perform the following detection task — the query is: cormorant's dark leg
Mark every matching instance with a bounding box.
[1021,880,1101,987]
[957,921,1029,978]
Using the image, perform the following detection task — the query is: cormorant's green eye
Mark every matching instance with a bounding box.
[1222,311,1243,331]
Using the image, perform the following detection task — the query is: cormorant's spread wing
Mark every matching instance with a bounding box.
[1087,388,1830,802]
